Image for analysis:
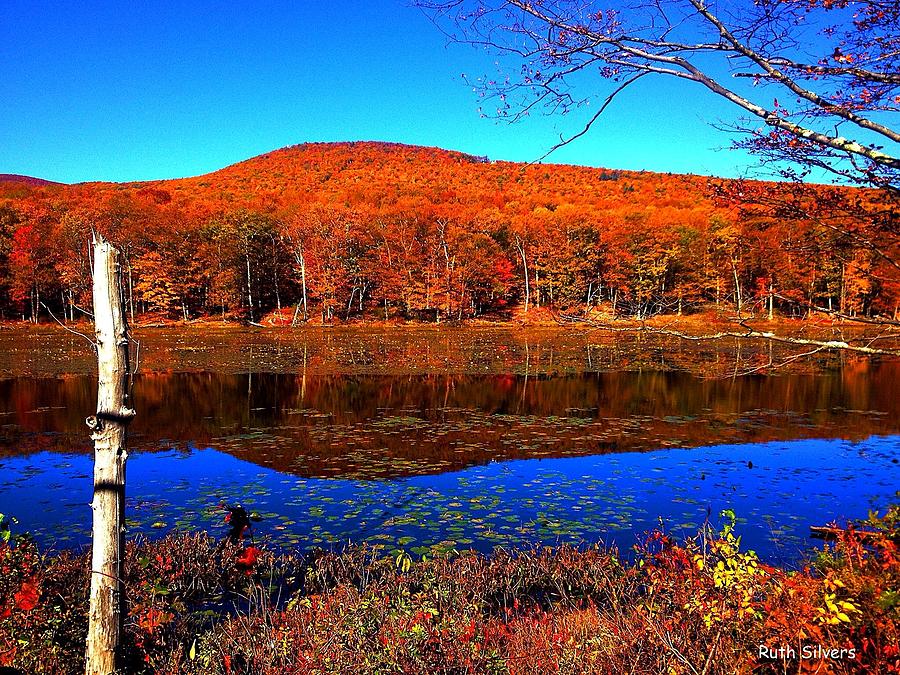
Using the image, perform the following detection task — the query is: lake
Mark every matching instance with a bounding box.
[1,326,898,563]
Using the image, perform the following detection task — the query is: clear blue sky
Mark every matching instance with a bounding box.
[1,1,758,184]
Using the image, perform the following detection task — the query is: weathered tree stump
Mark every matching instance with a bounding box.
[85,235,135,675]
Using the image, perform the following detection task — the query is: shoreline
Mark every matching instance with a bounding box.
[0,309,886,331]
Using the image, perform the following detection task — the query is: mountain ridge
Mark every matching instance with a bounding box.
[0,174,64,187]
[3,141,737,193]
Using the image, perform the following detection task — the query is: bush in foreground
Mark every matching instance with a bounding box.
[0,509,897,674]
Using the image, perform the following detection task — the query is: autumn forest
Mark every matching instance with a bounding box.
[1,141,896,326]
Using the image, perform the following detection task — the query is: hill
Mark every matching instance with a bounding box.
[0,141,895,324]
[0,174,62,186]
[46,140,714,215]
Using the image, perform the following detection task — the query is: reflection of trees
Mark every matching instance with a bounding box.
[2,364,898,477]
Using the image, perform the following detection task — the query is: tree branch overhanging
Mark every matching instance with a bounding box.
[421,0,900,187]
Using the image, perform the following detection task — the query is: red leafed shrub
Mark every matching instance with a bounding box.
[136,607,174,636]
[0,506,897,674]
[13,577,39,612]
[0,517,84,671]
[236,546,261,570]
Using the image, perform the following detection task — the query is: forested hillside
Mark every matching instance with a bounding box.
[0,141,895,323]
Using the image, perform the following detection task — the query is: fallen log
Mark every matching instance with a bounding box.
[556,313,900,356]
[809,525,892,543]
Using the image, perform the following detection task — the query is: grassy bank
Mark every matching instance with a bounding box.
[1,508,898,674]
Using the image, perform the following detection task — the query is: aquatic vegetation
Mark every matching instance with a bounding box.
[3,434,899,564]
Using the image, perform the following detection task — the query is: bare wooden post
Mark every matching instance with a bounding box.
[85,234,135,675]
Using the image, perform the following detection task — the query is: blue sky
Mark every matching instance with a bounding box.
[1,1,758,183]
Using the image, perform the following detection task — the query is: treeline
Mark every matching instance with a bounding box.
[0,142,896,323]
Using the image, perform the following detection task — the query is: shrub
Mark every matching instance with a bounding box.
[0,508,896,674]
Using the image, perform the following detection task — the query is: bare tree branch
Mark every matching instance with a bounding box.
[531,72,648,162]
[556,313,900,355]
[420,0,900,184]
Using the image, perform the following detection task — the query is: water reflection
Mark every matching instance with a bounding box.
[1,365,898,478]
[2,364,899,561]
[2,436,897,563]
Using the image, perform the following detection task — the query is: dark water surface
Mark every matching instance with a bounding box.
[1,329,899,563]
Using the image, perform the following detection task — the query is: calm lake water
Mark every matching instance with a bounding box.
[1,328,898,563]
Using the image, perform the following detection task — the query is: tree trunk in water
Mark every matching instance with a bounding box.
[85,235,134,675]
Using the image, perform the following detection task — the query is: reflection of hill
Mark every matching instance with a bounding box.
[2,364,898,479]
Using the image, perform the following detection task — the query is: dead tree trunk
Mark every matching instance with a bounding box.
[85,235,135,675]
